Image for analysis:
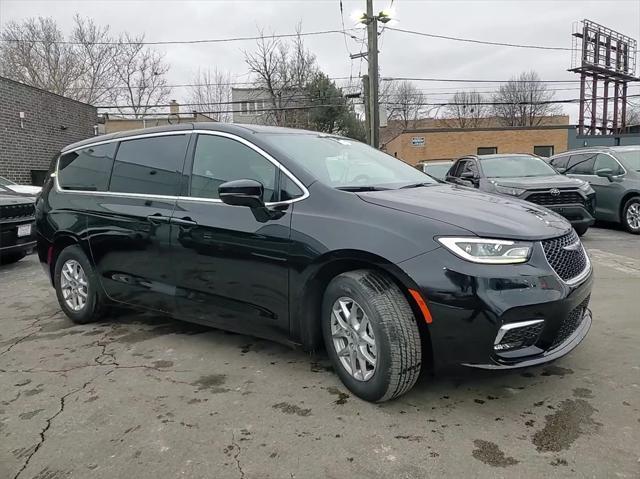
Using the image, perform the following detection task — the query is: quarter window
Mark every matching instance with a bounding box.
[58,143,116,191]
[109,135,189,196]
[190,135,277,201]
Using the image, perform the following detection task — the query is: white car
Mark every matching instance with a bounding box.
[0,176,41,196]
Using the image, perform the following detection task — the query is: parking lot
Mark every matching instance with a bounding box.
[0,226,638,479]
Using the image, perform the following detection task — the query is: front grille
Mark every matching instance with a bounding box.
[551,296,590,349]
[0,202,35,220]
[527,191,584,206]
[542,230,588,282]
[495,321,544,351]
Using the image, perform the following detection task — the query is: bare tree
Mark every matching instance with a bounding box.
[71,15,118,105]
[244,26,317,127]
[0,17,79,97]
[187,68,232,122]
[383,80,426,129]
[110,34,171,117]
[442,90,489,128]
[492,71,562,126]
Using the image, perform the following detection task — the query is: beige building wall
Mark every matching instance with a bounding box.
[385,126,570,165]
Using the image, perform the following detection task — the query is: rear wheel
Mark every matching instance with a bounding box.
[54,245,108,324]
[622,197,640,234]
[0,252,27,265]
[322,270,422,402]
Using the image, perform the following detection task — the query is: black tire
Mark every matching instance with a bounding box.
[574,224,589,237]
[0,252,27,265]
[54,245,108,324]
[321,270,422,402]
[621,197,640,234]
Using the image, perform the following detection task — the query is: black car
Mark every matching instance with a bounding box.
[0,193,36,264]
[36,124,593,402]
[446,154,596,236]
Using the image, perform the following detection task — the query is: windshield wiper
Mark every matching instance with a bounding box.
[399,182,436,189]
[336,185,391,192]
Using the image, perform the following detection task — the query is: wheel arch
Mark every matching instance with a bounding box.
[619,191,640,222]
[293,249,433,363]
[48,233,83,282]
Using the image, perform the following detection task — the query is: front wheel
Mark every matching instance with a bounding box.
[322,270,422,402]
[54,245,108,324]
[622,197,640,234]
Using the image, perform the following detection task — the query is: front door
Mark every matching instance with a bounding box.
[86,132,191,313]
[587,153,627,221]
[171,132,293,340]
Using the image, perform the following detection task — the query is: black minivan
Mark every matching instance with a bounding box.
[36,124,593,402]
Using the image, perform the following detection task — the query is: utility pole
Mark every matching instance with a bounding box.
[366,0,379,148]
[362,74,371,145]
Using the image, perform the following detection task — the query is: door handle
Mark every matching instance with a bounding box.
[172,217,198,227]
[146,214,171,224]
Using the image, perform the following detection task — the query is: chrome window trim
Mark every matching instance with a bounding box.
[54,129,310,207]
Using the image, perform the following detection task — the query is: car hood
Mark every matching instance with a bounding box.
[488,175,581,189]
[358,184,571,240]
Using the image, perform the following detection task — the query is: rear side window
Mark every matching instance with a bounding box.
[58,143,116,191]
[190,135,277,202]
[109,135,189,196]
[549,155,569,170]
[566,153,597,175]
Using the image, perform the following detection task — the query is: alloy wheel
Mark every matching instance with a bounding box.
[330,297,377,381]
[60,259,89,311]
[626,203,640,230]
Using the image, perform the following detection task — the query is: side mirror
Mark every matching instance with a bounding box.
[460,171,476,180]
[219,179,264,208]
[595,168,614,181]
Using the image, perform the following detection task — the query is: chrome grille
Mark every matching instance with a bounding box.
[526,191,584,206]
[551,296,590,349]
[0,203,35,220]
[542,230,588,282]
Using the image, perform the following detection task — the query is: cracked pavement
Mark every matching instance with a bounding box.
[1,226,639,478]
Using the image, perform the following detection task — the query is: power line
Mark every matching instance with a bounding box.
[381,93,640,107]
[0,28,358,45]
[382,76,588,84]
[385,26,572,51]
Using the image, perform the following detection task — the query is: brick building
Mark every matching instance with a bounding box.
[0,76,97,185]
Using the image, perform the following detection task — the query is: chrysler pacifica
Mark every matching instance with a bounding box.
[36,124,593,402]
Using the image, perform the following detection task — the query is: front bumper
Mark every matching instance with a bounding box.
[0,219,36,258]
[397,241,593,370]
[544,204,595,229]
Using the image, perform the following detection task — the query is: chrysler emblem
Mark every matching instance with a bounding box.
[562,241,582,251]
[550,188,561,196]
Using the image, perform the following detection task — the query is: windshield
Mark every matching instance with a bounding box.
[260,134,436,189]
[616,150,640,171]
[0,176,15,186]
[480,155,558,178]
[423,163,452,180]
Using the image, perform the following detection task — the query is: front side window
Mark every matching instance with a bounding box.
[190,135,277,201]
[566,153,597,175]
[594,154,623,175]
[616,150,640,172]
[260,134,435,189]
[58,143,116,191]
[109,135,188,196]
[549,155,570,170]
[479,155,558,178]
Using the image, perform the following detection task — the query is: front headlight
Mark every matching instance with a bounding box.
[577,180,592,192]
[494,184,526,196]
[438,237,532,264]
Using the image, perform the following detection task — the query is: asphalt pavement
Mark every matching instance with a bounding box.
[1,226,639,479]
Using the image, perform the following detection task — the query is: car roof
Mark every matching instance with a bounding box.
[61,122,336,153]
[458,154,536,161]
[423,160,453,166]
[553,145,640,156]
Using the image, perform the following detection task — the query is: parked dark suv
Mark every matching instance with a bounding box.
[446,154,596,236]
[0,193,36,265]
[548,146,640,234]
[36,124,593,402]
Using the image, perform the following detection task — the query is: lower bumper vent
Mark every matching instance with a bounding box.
[494,320,544,352]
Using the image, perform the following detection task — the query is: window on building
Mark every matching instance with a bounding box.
[58,142,117,191]
[566,152,597,175]
[109,135,189,196]
[477,147,497,155]
[533,145,554,157]
[241,102,250,114]
[190,135,277,201]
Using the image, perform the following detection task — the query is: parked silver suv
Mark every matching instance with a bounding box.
[548,146,640,234]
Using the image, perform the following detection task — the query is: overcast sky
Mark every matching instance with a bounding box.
[1,0,639,121]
